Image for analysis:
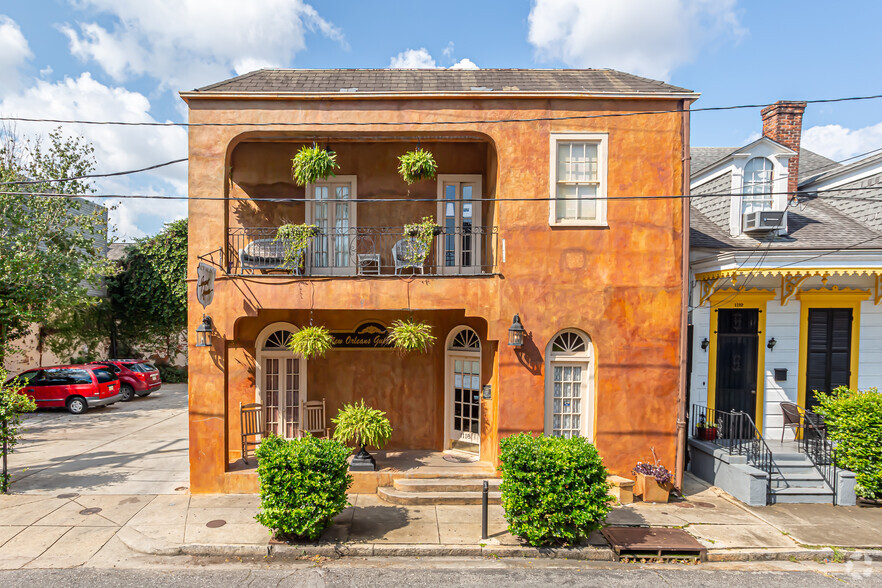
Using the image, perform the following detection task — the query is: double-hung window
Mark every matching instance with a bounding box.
[549,133,608,226]
[742,157,774,215]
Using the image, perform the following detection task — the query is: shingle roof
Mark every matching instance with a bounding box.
[691,147,737,175]
[690,198,882,250]
[690,146,839,183]
[800,151,882,187]
[190,68,695,96]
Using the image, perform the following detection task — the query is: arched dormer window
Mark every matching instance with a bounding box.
[742,157,774,215]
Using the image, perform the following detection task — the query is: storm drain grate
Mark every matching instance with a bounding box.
[601,527,706,562]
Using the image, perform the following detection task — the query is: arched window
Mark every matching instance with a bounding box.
[545,329,594,439]
[255,323,305,440]
[742,157,774,215]
[449,327,481,351]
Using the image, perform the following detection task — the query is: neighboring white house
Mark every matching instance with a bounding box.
[689,101,882,442]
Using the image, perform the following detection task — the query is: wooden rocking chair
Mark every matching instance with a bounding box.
[299,398,331,439]
[240,402,265,464]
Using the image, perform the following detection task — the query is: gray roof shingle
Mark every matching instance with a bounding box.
[690,146,839,183]
[190,68,695,96]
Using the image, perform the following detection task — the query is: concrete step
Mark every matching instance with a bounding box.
[772,461,819,477]
[771,473,826,489]
[393,477,501,493]
[771,486,834,504]
[378,486,502,505]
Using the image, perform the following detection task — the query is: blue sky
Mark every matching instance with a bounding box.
[1,0,881,239]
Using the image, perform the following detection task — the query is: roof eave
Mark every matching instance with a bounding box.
[179,90,701,102]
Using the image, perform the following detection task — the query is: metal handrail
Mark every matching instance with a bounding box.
[799,412,837,503]
[691,404,777,505]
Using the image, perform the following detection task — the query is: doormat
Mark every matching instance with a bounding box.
[443,454,478,463]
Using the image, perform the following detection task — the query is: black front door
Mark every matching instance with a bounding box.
[715,308,759,420]
[806,308,852,411]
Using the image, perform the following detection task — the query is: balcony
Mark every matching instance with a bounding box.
[227,226,497,277]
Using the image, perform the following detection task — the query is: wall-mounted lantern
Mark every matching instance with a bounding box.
[700,338,709,352]
[195,314,213,348]
[508,314,525,348]
[767,337,777,351]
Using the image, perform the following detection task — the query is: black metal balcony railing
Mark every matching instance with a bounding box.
[227,226,497,277]
[691,404,775,505]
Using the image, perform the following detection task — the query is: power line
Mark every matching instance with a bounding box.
[0,158,187,186]
[2,93,882,128]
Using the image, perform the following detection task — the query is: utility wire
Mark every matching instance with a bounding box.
[2,93,882,128]
[0,158,188,186]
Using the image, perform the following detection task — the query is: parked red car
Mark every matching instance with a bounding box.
[8,364,123,414]
[89,360,162,402]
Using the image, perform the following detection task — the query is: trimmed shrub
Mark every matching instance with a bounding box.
[814,386,882,499]
[157,364,187,383]
[498,433,612,546]
[254,434,352,541]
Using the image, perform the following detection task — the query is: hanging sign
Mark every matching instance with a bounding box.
[329,321,392,349]
[196,261,216,308]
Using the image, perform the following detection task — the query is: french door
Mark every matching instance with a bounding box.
[263,355,303,439]
[448,353,481,452]
[805,308,852,411]
[437,175,482,275]
[307,177,357,275]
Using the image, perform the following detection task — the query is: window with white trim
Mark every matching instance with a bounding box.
[742,157,774,215]
[544,329,594,439]
[549,133,608,226]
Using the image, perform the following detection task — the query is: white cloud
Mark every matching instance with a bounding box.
[390,48,436,69]
[449,58,479,70]
[0,73,188,239]
[443,42,455,59]
[0,15,33,96]
[390,48,480,70]
[802,122,882,162]
[60,0,345,90]
[527,0,744,81]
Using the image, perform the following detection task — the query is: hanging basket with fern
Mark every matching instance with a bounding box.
[292,144,340,186]
[386,318,436,354]
[397,148,437,184]
[287,325,334,359]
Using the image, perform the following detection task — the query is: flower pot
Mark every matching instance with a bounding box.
[637,473,671,503]
[349,444,377,472]
[698,427,718,441]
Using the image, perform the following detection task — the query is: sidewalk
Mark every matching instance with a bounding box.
[2,474,881,569]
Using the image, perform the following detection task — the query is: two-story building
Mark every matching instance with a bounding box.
[181,69,697,494]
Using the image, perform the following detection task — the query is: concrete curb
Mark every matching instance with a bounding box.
[117,527,183,557]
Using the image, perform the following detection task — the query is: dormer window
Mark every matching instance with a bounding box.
[742,157,774,215]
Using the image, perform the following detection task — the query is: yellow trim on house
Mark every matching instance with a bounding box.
[695,268,881,281]
[706,289,775,433]
[796,288,869,408]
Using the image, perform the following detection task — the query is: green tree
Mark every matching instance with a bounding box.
[0,126,111,364]
[109,219,188,362]
[0,366,37,492]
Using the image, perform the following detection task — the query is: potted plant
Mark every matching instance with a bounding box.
[386,318,436,354]
[632,448,673,503]
[292,144,340,186]
[695,415,719,442]
[274,223,319,274]
[402,216,442,265]
[286,325,334,360]
[332,400,393,472]
[397,148,437,184]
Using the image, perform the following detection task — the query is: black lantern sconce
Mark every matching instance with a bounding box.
[700,338,709,352]
[508,314,525,348]
[195,314,213,348]
[767,337,777,351]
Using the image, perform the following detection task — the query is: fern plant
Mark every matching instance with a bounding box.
[292,144,339,186]
[397,148,437,184]
[402,216,440,264]
[332,400,393,450]
[386,318,436,354]
[274,223,318,273]
[287,325,334,360]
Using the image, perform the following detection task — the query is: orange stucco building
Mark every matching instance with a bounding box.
[181,69,697,493]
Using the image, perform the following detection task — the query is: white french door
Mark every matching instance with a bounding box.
[263,355,303,439]
[437,175,482,275]
[448,353,481,451]
[307,177,357,275]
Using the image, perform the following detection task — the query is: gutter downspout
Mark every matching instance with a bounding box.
[675,99,692,492]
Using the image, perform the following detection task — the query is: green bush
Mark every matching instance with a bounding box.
[814,386,882,499]
[254,434,352,541]
[498,433,612,546]
[157,364,187,383]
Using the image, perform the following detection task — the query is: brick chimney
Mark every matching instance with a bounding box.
[761,100,806,199]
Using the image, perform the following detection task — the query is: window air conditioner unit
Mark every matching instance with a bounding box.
[742,210,785,232]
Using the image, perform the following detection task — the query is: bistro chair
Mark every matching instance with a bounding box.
[779,402,806,442]
[299,398,331,439]
[240,402,265,464]
[392,238,428,274]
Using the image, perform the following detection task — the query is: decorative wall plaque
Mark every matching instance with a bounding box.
[329,321,392,349]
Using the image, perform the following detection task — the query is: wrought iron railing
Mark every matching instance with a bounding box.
[226,226,497,277]
[798,410,837,503]
[691,404,775,504]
